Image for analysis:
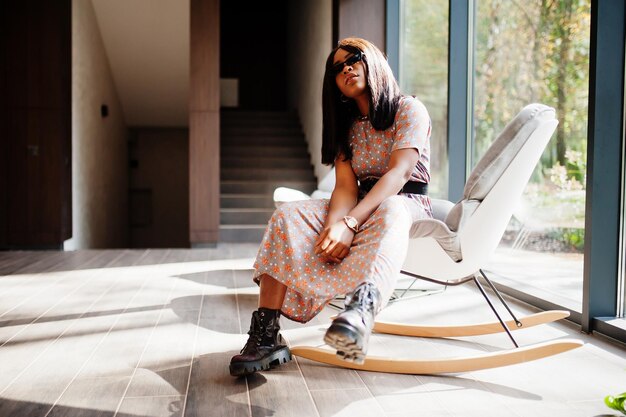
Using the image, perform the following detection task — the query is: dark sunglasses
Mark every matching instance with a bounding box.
[331,51,364,75]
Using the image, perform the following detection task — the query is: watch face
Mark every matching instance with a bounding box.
[345,216,357,229]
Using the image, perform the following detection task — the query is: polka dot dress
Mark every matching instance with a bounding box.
[253,97,433,323]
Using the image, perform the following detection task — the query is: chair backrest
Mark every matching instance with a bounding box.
[454,104,557,269]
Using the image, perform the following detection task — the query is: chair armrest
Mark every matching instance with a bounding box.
[310,190,332,200]
[273,187,312,208]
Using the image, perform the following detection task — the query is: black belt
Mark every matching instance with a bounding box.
[359,178,428,195]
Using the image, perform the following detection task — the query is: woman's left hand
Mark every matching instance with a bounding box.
[314,221,355,263]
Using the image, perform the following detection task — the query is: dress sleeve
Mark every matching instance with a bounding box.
[391,97,431,154]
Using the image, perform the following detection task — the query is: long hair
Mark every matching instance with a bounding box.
[321,38,402,164]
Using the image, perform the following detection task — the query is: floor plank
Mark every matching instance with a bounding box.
[184,260,251,417]
[117,395,184,417]
[46,377,131,417]
[309,387,383,417]
[46,250,188,417]
[183,351,251,417]
[246,371,319,417]
[0,248,624,417]
[0,251,152,416]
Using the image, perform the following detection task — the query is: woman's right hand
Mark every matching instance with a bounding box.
[314,220,355,263]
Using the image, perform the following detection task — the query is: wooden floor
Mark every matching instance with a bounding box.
[0,246,624,417]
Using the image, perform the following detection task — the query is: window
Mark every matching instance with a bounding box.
[398,0,449,199]
[473,0,591,312]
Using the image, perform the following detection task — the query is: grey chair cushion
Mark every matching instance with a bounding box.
[431,198,454,222]
[444,199,480,233]
[445,104,555,232]
[409,218,461,262]
[408,197,460,261]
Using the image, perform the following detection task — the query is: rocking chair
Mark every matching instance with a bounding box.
[291,103,584,374]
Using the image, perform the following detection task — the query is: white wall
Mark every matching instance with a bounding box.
[287,0,333,184]
[91,0,189,127]
[66,0,129,249]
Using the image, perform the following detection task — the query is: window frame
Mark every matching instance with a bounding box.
[388,0,626,343]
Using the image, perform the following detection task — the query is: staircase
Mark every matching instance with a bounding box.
[220,110,317,242]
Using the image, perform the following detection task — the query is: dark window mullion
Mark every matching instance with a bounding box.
[447,0,473,201]
[386,0,400,79]
[582,0,625,333]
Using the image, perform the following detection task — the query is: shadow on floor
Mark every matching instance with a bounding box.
[0,396,183,417]
[145,351,276,416]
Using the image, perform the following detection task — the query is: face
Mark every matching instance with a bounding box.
[332,48,368,100]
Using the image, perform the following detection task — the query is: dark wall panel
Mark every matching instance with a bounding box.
[336,0,386,52]
[0,0,72,248]
[190,0,220,245]
[220,0,288,110]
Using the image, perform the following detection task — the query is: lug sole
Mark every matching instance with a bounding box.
[229,346,292,377]
[324,322,367,365]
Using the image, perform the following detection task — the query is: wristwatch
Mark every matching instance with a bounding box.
[343,216,359,233]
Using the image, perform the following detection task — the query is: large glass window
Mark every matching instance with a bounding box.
[398,0,449,199]
[473,0,591,312]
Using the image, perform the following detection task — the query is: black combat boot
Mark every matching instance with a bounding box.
[323,282,382,364]
[229,307,292,376]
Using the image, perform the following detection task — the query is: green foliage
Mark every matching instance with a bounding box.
[521,183,585,229]
[545,147,586,192]
[564,148,586,183]
[400,0,592,233]
[473,0,591,175]
[605,392,626,415]
[400,0,449,199]
[550,227,585,251]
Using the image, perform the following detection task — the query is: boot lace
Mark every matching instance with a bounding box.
[239,310,279,354]
[345,283,379,315]
[240,312,264,354]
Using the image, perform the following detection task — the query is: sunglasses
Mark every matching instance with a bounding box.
[331,51,364,75]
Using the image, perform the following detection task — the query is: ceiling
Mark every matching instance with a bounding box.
[92,0,189,127]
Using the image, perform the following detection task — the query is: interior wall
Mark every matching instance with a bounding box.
[91,0,190,127]
[129,129,188,248]
[337,0,386,51]
[287,0,333,183]
[66,0,129,249]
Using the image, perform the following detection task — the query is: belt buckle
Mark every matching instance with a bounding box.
[358,176,379,198]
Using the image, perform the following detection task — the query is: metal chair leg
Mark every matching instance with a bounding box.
[396,273,421,299]
[472,276,519,348]
[478,269,522,327]
[389,271,447,303]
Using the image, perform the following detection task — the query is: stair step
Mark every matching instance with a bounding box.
[221,146,309,158]
[219,224,266,242]
[219,109,313,243]
[221,136,305,146]
[221,208,274,224]
[222,127,303,136]
[221,180,317,194]
[222,168,315,181]
[221,119,300,127]
[221,194,275,208]
[220,110,297,119]
[221,157,312,169]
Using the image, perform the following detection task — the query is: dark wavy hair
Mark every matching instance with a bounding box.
[321,38,402,165]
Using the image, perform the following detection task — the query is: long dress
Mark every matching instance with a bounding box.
[252,96,433,323]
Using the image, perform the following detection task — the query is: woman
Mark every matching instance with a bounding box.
[229,37,432,376]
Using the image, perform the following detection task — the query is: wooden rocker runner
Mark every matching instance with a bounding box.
[292,104,584,374]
